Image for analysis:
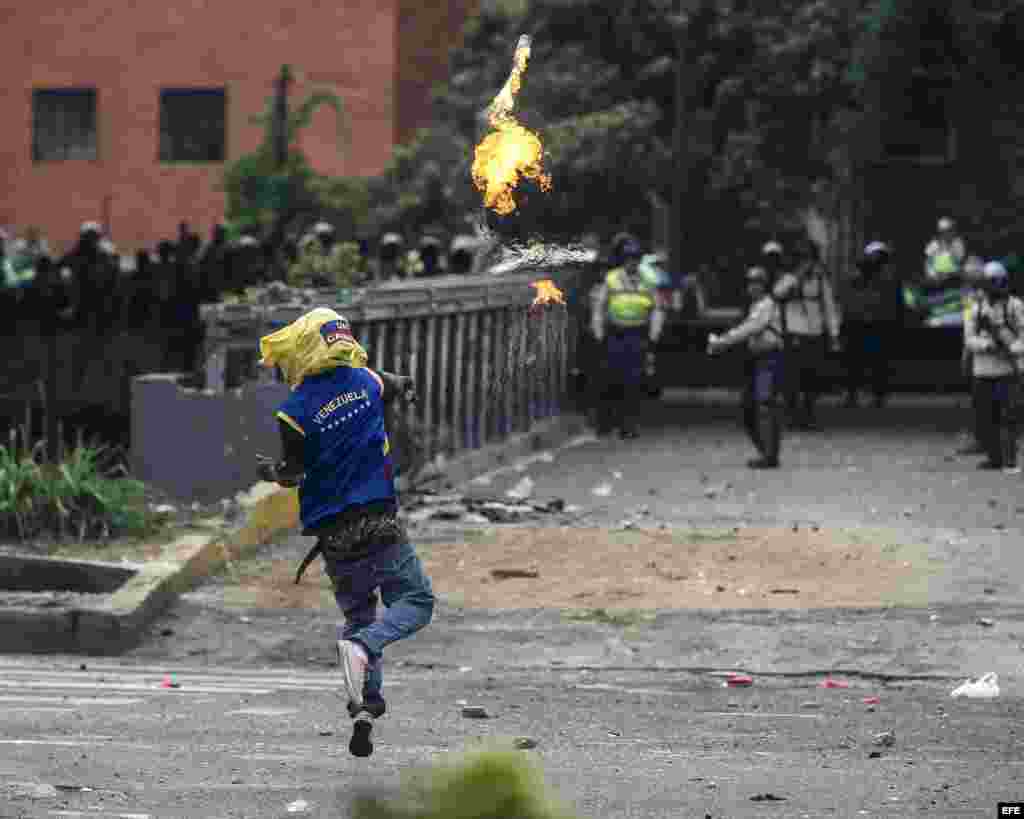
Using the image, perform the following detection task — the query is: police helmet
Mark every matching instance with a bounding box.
[984,260,1009,290]
[620,239,643,260]
[746,266,769,285]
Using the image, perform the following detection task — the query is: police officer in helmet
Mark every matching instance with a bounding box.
[964,260,1024,473]
[708,266,786,468]
[590,237,665,438]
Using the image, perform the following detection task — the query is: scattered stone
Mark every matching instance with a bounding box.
[619,520,636,530]
[79,664,87,671]
[514,737,538,749]
[429,506,464,521]
[160,628,174,637]
[461,706,490,718]
[648,488,659,496]
[612,471,623,480]
[988,499,999,508]
[592,483,613,497]
[872,730,895,747]
[770,588,800,595]
[544,498,566,512]
[800,702,822,709]
[462,513,492,525]
[750,793,786,802]
[984,588,996,595]
[715,585,727,592]
[490,568,539,580]
[317,729,334,737]
[978,617,995,627]
[868,751,883,759]
[505,477,535,500]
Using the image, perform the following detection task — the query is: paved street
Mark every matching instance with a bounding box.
[4,390,1024,818]
[1,656,1022,819]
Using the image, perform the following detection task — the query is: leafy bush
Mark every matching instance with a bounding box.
[350,744,577,819]
[0,440,159,543]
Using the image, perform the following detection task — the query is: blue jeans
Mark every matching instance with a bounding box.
[323,541,434,707]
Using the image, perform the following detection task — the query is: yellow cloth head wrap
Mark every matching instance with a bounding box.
[258,307,368,389]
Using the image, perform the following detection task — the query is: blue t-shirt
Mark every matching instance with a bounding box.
[275,367,396,534]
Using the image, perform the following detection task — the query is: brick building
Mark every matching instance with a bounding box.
[0,0,477,254]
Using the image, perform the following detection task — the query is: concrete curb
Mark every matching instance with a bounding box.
[0,483,300,655]
[1,414,588,654]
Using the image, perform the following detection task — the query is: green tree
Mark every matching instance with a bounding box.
[220,66,369,242]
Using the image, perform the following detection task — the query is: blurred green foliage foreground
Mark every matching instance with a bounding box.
[350,745,578,819]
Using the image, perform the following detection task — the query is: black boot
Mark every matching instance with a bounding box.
[743,402,762,452]
[1001,424,1019,473]
[749,403,780,468]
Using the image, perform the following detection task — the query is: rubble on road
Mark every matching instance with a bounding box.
[401,489,571,526]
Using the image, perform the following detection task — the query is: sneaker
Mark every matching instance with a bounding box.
[338,640,368,708]
[1003,466,1022,476]
[349,711,374,758]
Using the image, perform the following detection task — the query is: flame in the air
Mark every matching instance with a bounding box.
[472,35,552,215]
[530,278,565,309]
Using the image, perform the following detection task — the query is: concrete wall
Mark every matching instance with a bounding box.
[130,374,288,504]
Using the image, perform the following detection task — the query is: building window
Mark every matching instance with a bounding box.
[32,88,98,161]
[159,88,226,162]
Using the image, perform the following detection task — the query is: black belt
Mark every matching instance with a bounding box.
[295,505,407,584]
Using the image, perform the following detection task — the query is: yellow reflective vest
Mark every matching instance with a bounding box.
[606,267,655,328]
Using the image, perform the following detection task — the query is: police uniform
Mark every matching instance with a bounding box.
[708,267,785,468]
[773,250,841,429]
[964,262,1024,473]
[590,242,665,437]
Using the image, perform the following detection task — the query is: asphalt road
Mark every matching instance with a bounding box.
[4,390,1024,819]
[1,657,1021,819]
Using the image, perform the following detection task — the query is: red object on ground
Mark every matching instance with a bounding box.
[160,676,181,689]
[820,678,850,689]
[726,674,753,687]
[862,696,880,704]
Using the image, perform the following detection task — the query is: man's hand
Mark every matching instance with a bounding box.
[256,454,302,487]
[706,333,724,356]
[256,453,279,484]
[398,375,418,404]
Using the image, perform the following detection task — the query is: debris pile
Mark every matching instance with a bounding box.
[402,491,569,526]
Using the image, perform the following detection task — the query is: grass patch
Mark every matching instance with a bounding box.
[0,437,163,546]
[562,607,656,627]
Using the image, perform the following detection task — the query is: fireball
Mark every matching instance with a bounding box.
[529,278,565,313]
[472,35,552,215]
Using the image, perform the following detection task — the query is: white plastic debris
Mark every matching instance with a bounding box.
[472,473,494,485]
[612,471,623,480]
[592,483,613,497]
[950,672,999,699]
[286,799,310,813]
[152,504,177,514]
[506,477,535,500]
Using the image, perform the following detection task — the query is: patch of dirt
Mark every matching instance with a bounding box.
[418,525,933,610]
[207,525,936,611]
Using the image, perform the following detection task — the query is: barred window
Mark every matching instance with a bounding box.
[159,88,226,162]
[32,89,97,161]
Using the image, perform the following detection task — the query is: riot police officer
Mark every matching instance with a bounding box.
[708,266,786,468]
[964,261,1024,473]
[773,237,841,429]
[590,238,665,438]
